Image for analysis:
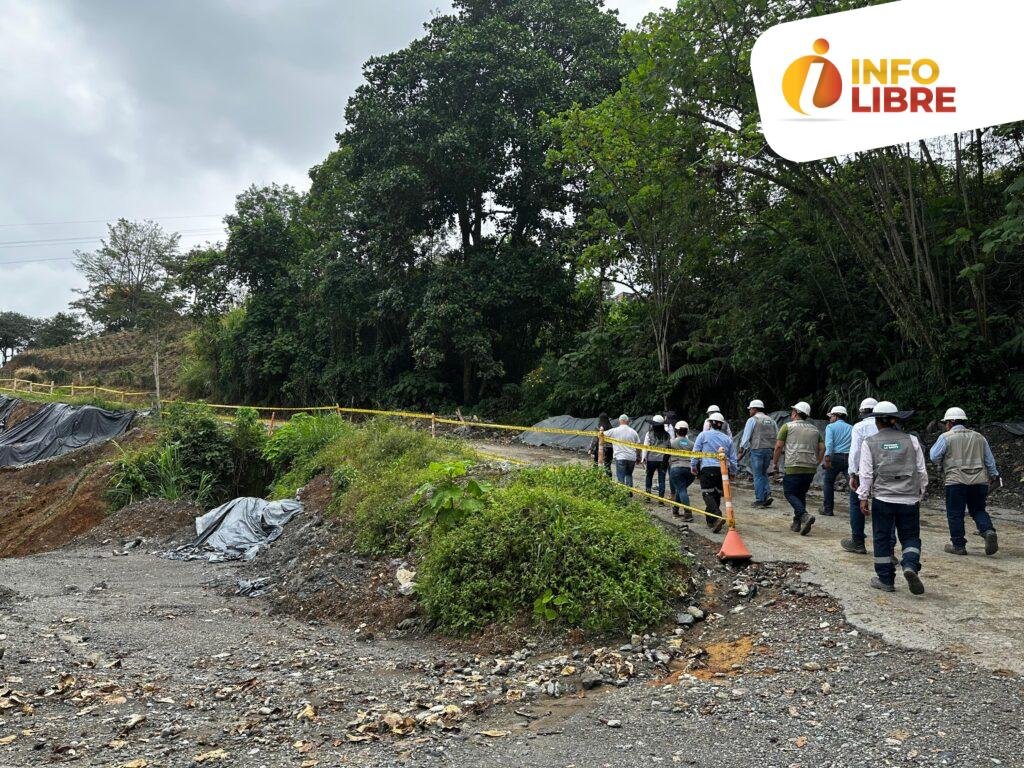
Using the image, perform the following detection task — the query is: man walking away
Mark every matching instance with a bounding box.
[605,414,641,488]
[929,407,1001,556]
[857,401,927,595]
[822,406,853,517]
[643,415,672,504]
[771,401,823,536]
[691,412,738,534]
[739,399,777,509]
[702,405,733,436]
[669,421,696,520]
[842,397,879,554]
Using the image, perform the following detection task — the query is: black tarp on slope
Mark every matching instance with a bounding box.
[0,402,135,468]
[0,395,20,428]
[521,415,658,452]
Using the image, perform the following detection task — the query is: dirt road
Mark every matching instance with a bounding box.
[473,439,1024,675]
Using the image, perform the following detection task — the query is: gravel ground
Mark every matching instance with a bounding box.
[2,530,1022,767]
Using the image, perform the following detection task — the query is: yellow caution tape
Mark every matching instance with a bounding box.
[601,434,720,460]
[624,482,726,522]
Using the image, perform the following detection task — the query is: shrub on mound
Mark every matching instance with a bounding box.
[417,474,682,634]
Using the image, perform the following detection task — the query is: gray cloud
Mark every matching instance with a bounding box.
[0,0,665,318]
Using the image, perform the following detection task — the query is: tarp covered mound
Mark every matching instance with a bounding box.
[0,402,135,468]
[521,415,658,451]
[0,395,21,428]
[994,422,1024,437]
[167,498,303,563]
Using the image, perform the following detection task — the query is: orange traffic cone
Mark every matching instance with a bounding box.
[717,528,752,562]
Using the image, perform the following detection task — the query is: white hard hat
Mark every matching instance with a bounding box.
[829,406,848,416]
[652,414,665,424]
[707,412,725,423]
[675,420,689,431]
[873,401,899,415]
[791,401,812,416]
[859,397,878,413]
[706,404,720,413]
[748,399,765,410]
[943,407,967,421]
[618,414,630,421]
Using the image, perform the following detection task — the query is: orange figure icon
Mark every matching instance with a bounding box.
[782,39,843,115]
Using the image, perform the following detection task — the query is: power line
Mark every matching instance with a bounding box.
[0,256,76,266]
[0,214,224,228]
[0,229,225,249]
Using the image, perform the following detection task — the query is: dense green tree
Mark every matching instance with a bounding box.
[0,311,38,366]
[32,312,86,349]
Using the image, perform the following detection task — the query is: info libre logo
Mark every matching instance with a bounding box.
[782,38,957,117]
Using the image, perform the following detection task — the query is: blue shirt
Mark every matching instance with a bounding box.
[824,420,853,457]
[690,429,739,474]
[929,426,999,477]
[739,416,756,450]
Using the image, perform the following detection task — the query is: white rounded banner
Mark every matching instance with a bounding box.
[751,0,1020,162]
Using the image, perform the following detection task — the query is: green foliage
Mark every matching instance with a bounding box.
[414,461,492,535]
[0,311,38,366]
[33,313,86,349]
[264,413,352,498]
[417,480,682,634]
[108,442,216,509]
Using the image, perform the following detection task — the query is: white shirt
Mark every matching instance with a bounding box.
[604,424,640,462]
[848,417,878,477]
[857,433,927,505]
[702,418,732,437]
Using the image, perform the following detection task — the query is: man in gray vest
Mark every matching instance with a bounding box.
[739,399,778,508]
[857,401,927,595]
[771,401,824,536]
[929,407,1001,556]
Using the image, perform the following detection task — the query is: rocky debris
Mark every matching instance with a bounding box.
[395,566,417,597]
[236,577,274,597]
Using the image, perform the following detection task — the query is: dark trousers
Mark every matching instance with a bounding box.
[615,459,636,487]
[593,445,612,476]
[669,465,695,507]
[945,483,994,548]
[783,473,814,521]
[822,453,849,513]
[645,461,667,497]
[871,499,921,584]
[849,488,866,544]
[699,466,723,524]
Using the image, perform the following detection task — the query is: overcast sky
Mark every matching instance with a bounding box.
[0,0,667,319]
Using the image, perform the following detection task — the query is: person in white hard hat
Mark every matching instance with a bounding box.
[739,399,777,508]
[690,412,737,534]
[842,397,880,554]
[929,407,1001,556]
[702,404,732,437]
[642,415,672,503]
[857,401,927,595]
[604,414,641,488]
[771,401,824,536]
[668,420,695,520]
[821,406,853,517]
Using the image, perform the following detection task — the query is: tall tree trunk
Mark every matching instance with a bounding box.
[461,353,474,405]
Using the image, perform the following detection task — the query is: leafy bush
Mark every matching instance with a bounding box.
[264,413,352,498]
[417,480,682,634]
[414,460,492,535]
[161,402,235,499]
[14,366,45,383]
[108,442,216,509]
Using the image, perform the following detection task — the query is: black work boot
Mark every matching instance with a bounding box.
[841,538,867,554]
[870,577,895,593]
[763,497,774,507]
[984,530,999,556]
[944,543,968,556]
[790,518,801,533]
[799,514,815,536]
[903,569,925,595]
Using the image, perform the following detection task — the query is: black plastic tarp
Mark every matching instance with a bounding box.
[994,422,1024,437]
[521,415,658,451]
[0,395,20,428]
[0,402,135,468]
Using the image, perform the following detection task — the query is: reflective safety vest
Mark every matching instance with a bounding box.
[784,420,820,469]
[749,413,779,450]
[943,428,988,486]
[866,428,920,497]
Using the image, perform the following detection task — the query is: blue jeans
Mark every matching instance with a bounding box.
[748,448,773,503]
[871,499,921,584]
[945,484,994,548]
[822,453,849,514]
[849,488,865,544]
[615,459,636,488]
[669,465,695,507]
[645,461,667,497]
[783,473,814,521]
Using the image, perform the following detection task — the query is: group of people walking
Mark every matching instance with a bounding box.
[592,398,1003,596]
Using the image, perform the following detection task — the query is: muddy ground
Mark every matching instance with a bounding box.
[1,430,1022,766]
